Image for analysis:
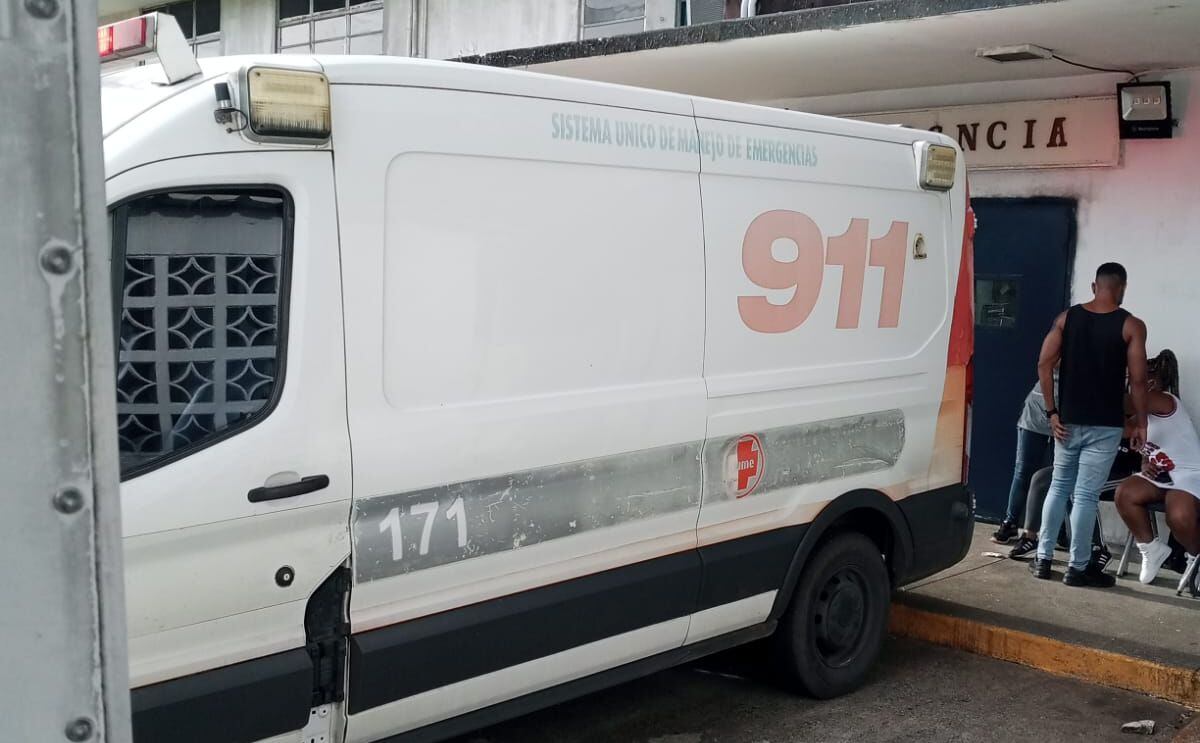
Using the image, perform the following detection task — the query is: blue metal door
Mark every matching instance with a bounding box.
[969,198,1074,521]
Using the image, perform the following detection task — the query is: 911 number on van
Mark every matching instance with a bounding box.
[739,212,909,333]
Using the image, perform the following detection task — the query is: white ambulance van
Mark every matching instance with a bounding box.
[100,14,975,743]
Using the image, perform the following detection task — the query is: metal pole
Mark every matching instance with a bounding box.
[0,0,131,734]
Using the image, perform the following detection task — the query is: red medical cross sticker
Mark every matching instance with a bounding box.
[732,434,764,498]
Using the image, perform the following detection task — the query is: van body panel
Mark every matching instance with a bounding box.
[130,647,312,743]
[332,83,709,734]
[346,617,692,743]
[103,78,293,184]
[318,55,695,117]
[125,500,347,685]
[690,95,960,150]
[695,114,961,563]
[349,511,697,633]
[347,550,701,714]
[99,55,971,743]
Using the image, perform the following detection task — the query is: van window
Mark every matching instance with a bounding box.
[110,190,290,477]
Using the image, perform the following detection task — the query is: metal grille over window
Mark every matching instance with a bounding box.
[113,192,288,475]
[582,0,645,39]
[684,0,725,24]
[143,0,222,57]
[680,0,751,24]
[278,0,383,55]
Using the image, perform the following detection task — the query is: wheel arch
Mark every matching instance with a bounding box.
[768,489,912,621]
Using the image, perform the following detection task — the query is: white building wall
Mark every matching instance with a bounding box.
[383,0,415,56]
[424,0,580,60]
[221,0,275,55]
[645,0,678,29]
[99,9,138,24]
[101,0,682,58]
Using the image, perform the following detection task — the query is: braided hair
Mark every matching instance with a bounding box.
[1150,349,1180,397]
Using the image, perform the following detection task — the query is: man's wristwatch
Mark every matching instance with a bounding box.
[1046,408,1059,419]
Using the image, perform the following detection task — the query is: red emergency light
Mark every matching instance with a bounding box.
[97,13,201,84]
[97,16,151,60]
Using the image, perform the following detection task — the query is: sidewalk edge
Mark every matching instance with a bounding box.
[889,603,1200,709]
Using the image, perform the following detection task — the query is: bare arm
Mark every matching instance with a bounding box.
[1038,312,1065,410]
[1125,316,1149,450]
[1147,390,1176,417]
[1038,312,1067,440]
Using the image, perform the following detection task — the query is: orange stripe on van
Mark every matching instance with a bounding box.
[929,184,975,489]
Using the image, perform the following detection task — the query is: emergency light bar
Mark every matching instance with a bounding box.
[98,13,201,85]
[917,142,958,191]
[240,67,332,143]
[98,16,150,59]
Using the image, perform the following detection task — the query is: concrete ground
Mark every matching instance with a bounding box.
[899,522,1200,669]
[453,638,1193,742]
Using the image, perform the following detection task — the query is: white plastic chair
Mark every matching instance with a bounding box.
[1178,553,1199,597]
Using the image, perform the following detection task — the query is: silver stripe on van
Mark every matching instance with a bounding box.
[353,442,703,583]
[352,410,905,584]
[702,410,906,504]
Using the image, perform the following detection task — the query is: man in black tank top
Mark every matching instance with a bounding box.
[1030,262,1149,588]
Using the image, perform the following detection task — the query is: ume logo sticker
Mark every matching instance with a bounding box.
[728,434,765,498]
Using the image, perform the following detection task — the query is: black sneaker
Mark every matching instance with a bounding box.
[991,521,1018,544]
[1029,558,1052,580]
[1089,545,1112,574]
[1009,535,1038,560]
[1063,564,1116,588]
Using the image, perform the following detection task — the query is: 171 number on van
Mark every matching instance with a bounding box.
[739,211,909,333]
[379,497,468,561]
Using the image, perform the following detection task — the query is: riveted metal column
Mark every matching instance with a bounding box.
[0,0,130,737]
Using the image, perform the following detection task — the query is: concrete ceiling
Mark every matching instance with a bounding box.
[99,0,144,21]
[529,0,1200,103]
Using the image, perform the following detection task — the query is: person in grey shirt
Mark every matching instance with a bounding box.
[992,372,1058,545]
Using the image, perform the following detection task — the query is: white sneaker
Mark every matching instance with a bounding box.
[1137,540,1173,585]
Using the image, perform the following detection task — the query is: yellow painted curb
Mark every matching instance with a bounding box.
[889,603,1200,709]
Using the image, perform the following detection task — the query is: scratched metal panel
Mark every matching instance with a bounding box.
[353,442,703,583]
[703,410,906,503]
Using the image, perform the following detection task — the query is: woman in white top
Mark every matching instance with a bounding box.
[1115,350,1200,586]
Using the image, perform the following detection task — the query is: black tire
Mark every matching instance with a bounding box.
[773,531,890,699]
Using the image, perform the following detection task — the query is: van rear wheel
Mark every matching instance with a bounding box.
[774,532,890,698]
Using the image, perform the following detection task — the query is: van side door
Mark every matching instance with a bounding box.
[330,82,707,741]
[694,108,953,628]
[106,151,351,743]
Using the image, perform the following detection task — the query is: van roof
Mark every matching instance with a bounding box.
[101,54,953,149]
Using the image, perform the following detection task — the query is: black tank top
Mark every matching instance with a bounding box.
[1058,304,1130,428]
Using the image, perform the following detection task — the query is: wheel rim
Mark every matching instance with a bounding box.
[812,566,870,668]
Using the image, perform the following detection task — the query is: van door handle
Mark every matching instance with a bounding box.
[248,475,330,503]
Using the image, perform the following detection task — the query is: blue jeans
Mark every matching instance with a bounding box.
[1037,425,1123,569]
[1003,428,1051,525]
